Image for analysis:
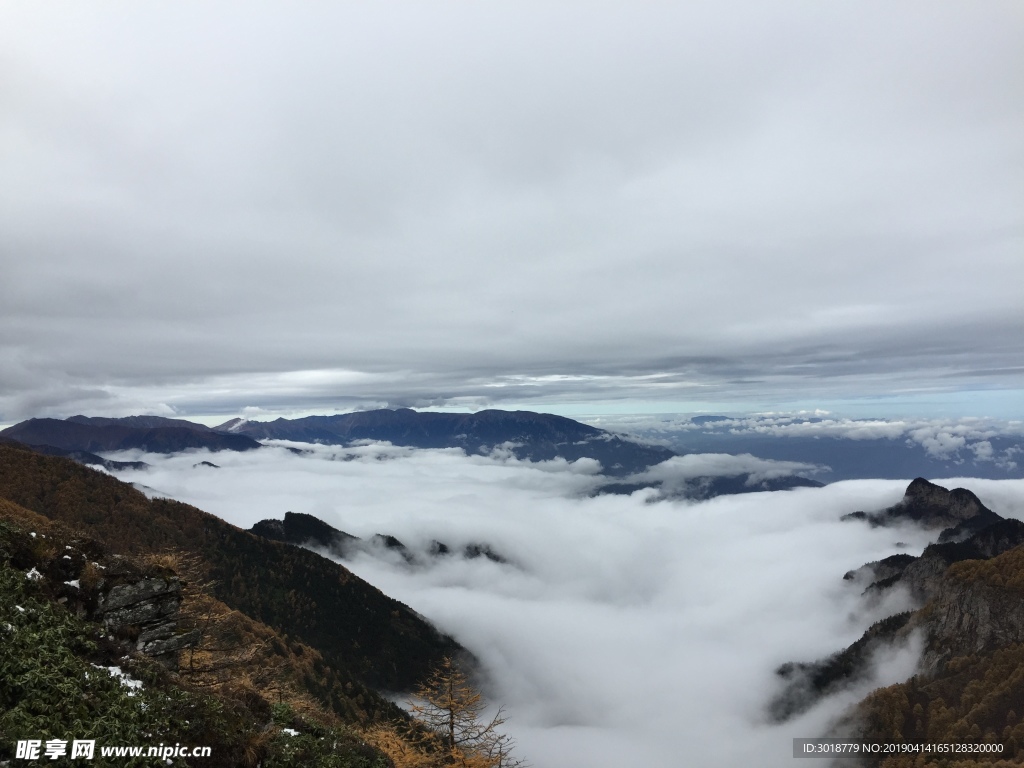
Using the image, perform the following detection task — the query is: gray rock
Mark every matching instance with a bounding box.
[842,478,995,530]
[98,577,181,613]
[919,577,1024,672]
[140,629,202,663]
[101,595,181,629]
[843,553,915,584]
[137,620,177,644]
[93,575,198,669]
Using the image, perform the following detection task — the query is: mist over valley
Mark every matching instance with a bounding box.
[78,422,1022,767]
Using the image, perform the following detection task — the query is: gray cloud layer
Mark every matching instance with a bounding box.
[1,3,1022,419]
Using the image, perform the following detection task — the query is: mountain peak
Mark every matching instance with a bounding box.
[213,417,249,432]
[843,477,994,530]
[900,477,988,525]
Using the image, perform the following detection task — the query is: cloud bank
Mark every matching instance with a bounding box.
[100,443,1024,766]
[1,3,1022,420]
[592,413,1024,475]
[632,453,824,487]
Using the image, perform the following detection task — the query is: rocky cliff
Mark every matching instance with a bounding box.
[775,478,1024,736]
[918,547,1024,670]
[841,477,997,529]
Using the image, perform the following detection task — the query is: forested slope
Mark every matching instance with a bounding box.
[0,444,460,698]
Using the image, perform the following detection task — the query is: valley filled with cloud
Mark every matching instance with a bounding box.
[102,443,1024,766]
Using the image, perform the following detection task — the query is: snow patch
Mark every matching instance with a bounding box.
[92,665,144,694]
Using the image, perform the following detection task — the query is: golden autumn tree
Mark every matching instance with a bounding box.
[408,656,527,768]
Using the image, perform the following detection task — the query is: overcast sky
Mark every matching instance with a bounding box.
[1,2,1022,423]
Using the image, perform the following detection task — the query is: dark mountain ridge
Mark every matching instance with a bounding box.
[216,408,675,476]
[2,409,671,475]
[0,435,149,471]
[252,510,360,554]
[67,414,214,431]
[1,418,260,454]
[251,510,510,566]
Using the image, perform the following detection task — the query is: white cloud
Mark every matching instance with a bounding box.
[631,453,823,488]
[101,444,1024,767]
[970,440,995,462]
[592,414,1024,465]
[907,427,967,459]
[740,418,912,441]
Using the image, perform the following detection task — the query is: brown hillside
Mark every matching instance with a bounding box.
[0,443,461,702]
[852,542,1024,765]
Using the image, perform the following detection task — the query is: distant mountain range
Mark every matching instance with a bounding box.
[1,417,260,453]
[217,408,676,476]
[1,410,826,494]
[2,409,676,475]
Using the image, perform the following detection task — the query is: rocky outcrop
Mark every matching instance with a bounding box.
[775,478,1024,725]
[899,477,991,526]
[840,479,1024,606]
[911,543,1024,675]
[919,578,1024,671]
[835,482,1024,667]
[0,512,199,671]
[841,477,995,529]
[852,520,1024,605]
[95,575,200,669]
[843,553,916,585]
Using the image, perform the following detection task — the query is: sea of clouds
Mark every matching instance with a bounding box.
[106,443,1024,767]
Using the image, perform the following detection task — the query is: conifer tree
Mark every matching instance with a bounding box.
[408,656,526,768]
